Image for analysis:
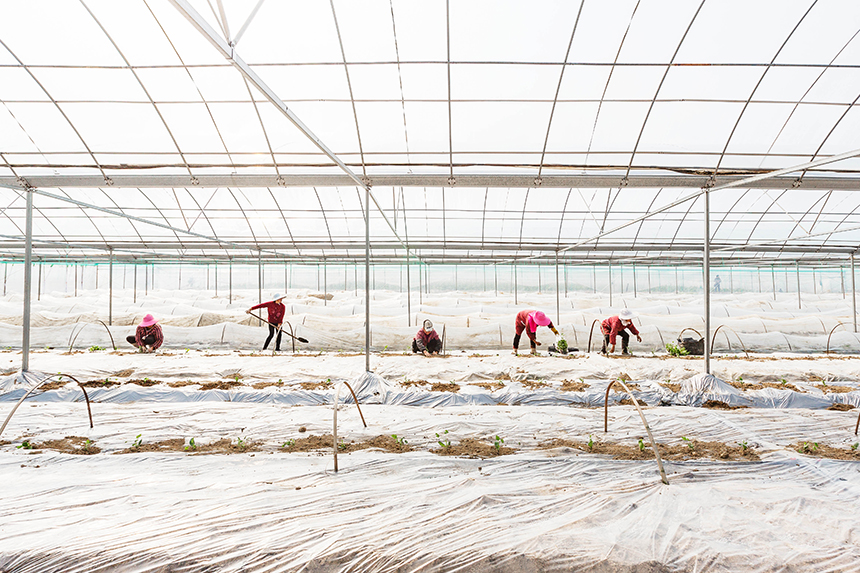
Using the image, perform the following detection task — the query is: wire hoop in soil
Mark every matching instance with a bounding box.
[604,379,668,485]
[333,380,367,472]
[0,372,94,439]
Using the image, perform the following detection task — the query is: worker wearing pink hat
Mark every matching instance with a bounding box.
[513,310,559,355]
[126,314,163,353]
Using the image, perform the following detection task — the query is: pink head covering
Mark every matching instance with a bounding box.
[531,311,551,326]
[139,314,158,327]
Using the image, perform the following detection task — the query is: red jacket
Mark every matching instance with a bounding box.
[601,316,640,344]
[250,300,286,325]
[414,328,440,352]
[135,324,163,351]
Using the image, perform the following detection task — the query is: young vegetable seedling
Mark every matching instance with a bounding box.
[493,435,504,451]
[185,438,197,451]
[436,430,450,449]
[391,434,408,446]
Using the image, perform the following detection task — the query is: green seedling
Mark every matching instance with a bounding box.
[555,336,568,354]
[277,379,283,386]
[493,435,504,451]
[88,345,106,352]
[384,345,389,351]
[338,440,348,451]
[103,378,110,385]
[797,441,819,454]
[779,378,788,386]
[185,438,197,451]
[681,436,695,451]
[851,443,859,451]
[45,345,52,350]
[391,434,408,446]
[281,439,294,448]
[587,435,594,451]
[132,434,143,449]
[436,430,450,449]
[638,439,645,452]
[736,375,744,383]
[738,440,749,452]
[82,439,93,452]
[234,374,240,383]
[16,440,34,450]
[236,436,246,450]
[665,342,689,357]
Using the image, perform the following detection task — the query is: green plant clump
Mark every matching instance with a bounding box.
[493,435,504,451]
[556,336,568,354]
[185,437,197,451]
[392,434,408,446]
[17,440,35,450]
[665,342,689,357]
[436,430,450,449]
[638,439,645,452]
[88,345,106,352]
[132,434,143,449]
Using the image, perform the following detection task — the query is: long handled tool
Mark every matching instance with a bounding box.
[247,311,309,345]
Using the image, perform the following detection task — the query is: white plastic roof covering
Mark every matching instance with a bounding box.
[1,0,860,264]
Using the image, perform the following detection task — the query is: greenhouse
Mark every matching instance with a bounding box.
[2,1,860,571]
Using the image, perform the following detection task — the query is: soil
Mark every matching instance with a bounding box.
[827,403,856,411]
[702,400,749,410]
[199,380,246,391]
[521,379,550,390]
[117,438,186,454]
[400,379,428,388]
[364,434,414,453]
[559,379,589,392]
[612,381,640,391]
[79,379,121,388]
[299,380,333,390]
[539,438,760,461]
[431,437,515,458]
[168,379,203,388]
[659,382,681,392]
[475,381,506,391]
[430,382,460,392]
[791,442,860,460]
[617,372,632,382]
[494,372,511,381]
[618,398,647,406]
[38,380,70,391]
[252,381,286,389]
[816,384,856,394]
[128,378,162,387]
[192,438,260,454]
[30,436,101,455]
[728,380,805,393]
[113,368,134,378]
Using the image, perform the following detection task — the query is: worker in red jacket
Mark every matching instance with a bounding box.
[247,294,286,352]
[601,309,642,355]
[412,319,442,356]
[126,314,163,353]
[513,310,559,355]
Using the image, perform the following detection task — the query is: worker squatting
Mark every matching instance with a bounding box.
[125,294,643,357]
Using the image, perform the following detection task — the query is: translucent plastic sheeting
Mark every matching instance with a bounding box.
[2,397,860,571]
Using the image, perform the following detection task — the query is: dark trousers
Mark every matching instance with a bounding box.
[412,338,442,354]
[264,324,282,351]
[127,334,157,347]
[601,330,629,353]
[512,333,536,350]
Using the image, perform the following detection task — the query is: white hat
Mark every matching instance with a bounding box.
[272,293,285,301]
[619,309,636,320]
[423,319,433,331]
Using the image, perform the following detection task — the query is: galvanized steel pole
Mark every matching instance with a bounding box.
[22,190,33,372]
[108,250,113,326]
[852,254,857,333]
[796,262,801,310]
[704,190,711,375]
[555,252,560,325]
[365,185,371,373]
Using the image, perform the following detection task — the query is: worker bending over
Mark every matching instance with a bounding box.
[127,314,163,353]
[513,310,559,355]
[247,294,286,352]
[601,309,642,355]
[413,319,442,356]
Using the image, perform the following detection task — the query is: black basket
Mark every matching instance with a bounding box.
[679,337,704,355]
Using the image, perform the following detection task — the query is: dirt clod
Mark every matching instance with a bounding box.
[431,437,515,458]
[430,382,460,393]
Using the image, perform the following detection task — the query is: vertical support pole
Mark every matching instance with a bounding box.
[852,254,857,333]
[419,263,423,306]
[365,184,371,373]
[758,268,762,293]
[555,252,560,326]
[406,253,411,327]
[3,262,6,296]
[619,264,623,295]
[647,266,651,294]
[108,250,113,326]
[344,263,347,291]
[730,268,733,294]
[323,259,327,306]
[564,262,568,298]
[145,264,148,296]
[796,262,801,310]
[354,264,358,296]
[772,265,776,301]
[537,263,541,294]
[704,190,711,374]
[454,265,458,291]
[178,263,182,289]
[813,268,817,295]
[608,261,613,308]
[134,264,137,304]
[514,263,518,305]
[22,189,33,372]
[494,264,497,295]
[633,264,637,298]
[74,264,77,297]
[37,261,42,301]
[258,252,262,305]
[229,260,233,304]
[215,263,218,297]
[592,266,596,294]
[841,265,846,299]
